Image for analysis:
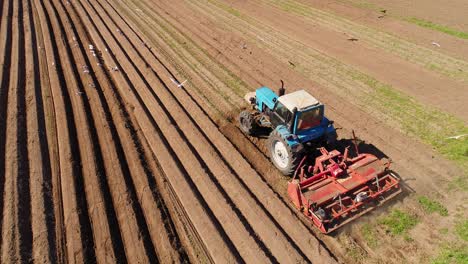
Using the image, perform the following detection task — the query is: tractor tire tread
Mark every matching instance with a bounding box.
[239,110,257,135]
[268,130,302,176]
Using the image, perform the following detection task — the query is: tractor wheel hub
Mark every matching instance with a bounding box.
[273,141,289,168]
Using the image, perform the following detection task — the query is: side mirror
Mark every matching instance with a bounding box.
[328,120,334,125]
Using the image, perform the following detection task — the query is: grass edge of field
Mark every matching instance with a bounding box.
[405,17,468,40]
[335,0,468,40]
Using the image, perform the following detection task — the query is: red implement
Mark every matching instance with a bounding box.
[288,146,401,233]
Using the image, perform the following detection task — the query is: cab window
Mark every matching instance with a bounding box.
[296,107,323,131]
[274,102,292,121]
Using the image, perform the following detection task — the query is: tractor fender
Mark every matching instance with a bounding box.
[275,126,302,150]
[244,91,256,105]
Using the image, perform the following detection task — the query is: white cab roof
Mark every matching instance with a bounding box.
[278,90,319,111]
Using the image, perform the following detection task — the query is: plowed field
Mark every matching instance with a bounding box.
[1,0,467,263]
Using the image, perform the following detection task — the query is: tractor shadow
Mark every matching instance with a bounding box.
[250,127,273,139]
[335,138,415,205]
[335,138,414,193]
[334,138,387,160]
[325,138,414,236]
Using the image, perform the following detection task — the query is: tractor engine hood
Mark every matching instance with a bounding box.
[295,117,335,143]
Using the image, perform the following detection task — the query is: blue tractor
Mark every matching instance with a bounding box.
[239,82,337,175]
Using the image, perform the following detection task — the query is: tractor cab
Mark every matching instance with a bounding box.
[272,90,323,135]
[263,89,334,145]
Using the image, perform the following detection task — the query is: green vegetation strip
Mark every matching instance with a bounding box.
[379,209,419,235]
[355,72,468,180]
[418,196,448,216]
[432,221,468,264]
[340,1,378,11]
[336,2,468,40]
[432,246,468,264]
[456,220,468,241]
[361,223,378,248]
[407,17,468,40]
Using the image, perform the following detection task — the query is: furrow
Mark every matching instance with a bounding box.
[112,0,245,111]
[63,0,197,259]
[64,0,194,261]
[72,0,242,262]
[33,0,97,261]
[105,0,229,124]
[58,0,157,260]
[0,0,13,250]
[1,0,23,261]
[41,0,135,262]
[30,0,65,261]
[24,0,57,260]
[65,1,191,262]
[82,0,264,260]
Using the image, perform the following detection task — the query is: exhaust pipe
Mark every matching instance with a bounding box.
[278,80,285,96]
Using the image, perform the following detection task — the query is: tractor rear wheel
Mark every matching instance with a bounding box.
[239,110,256,135]
[268,130,302,176]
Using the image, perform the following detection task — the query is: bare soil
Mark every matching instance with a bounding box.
[0,0,466,263]
[345,0,468,31]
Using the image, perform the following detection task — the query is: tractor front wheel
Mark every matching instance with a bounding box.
[239,110,256,135]
[268,130,301,176]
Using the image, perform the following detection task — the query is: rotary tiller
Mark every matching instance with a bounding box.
[288,145,401,233]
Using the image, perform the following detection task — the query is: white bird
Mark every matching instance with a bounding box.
[447,134,468,140]
[170,78,188,88]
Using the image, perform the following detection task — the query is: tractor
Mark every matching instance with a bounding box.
[239,81,337,175]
